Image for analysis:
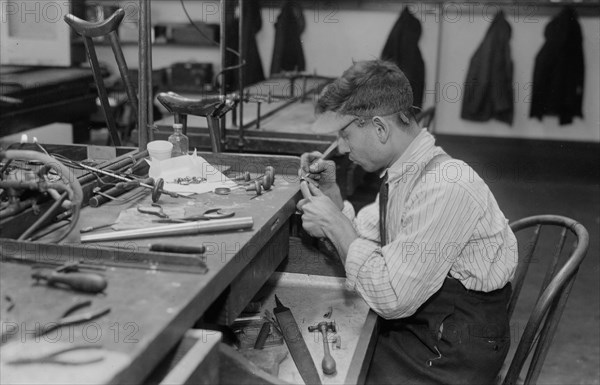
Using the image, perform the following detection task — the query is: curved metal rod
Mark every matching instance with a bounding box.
[64,8,125,37]
[0,150,83,243]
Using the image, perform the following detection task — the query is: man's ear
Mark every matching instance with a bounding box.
[372,116,391,144]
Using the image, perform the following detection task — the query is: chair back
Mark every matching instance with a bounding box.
[502,215,589,385]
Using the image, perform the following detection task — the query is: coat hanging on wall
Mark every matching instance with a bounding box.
[530,6,584,126]
[227,2,266,90]
[461,11,514,125]
[381,7,425,109]
[270,0,306,76]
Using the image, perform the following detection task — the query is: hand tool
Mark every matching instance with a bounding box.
[138,203,168,218]
[254,322,271,350]
[301,141,338,188]
[33,300,110,338]
[273,295,322,385]
[231,171,251,182]
[308,321,337,375]
[80,222,117,233]
[80,216,254,242]
[153,208,234,223]
[92,186,125,202]
[149,243,206,254]
[213,181,264,198]
[7,345,105,366]
[1,240,208,275]
[88,181,144,208]
[32,268,108,294]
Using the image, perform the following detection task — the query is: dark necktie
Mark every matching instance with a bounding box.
[379,173,389,246]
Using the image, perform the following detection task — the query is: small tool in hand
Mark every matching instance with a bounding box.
[301,141,338,188]
[308,321,337,375]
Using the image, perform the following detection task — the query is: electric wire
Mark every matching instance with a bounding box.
[178,0,247,90]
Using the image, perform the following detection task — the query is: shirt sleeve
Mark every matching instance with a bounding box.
[341,200,356,221]
[344,180,482,319]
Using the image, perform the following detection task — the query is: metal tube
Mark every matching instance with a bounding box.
[219,0,228,144]
[83,36,122,146]
[207,117,223,153]
[138,0,150,150]
[80,217,254,242]
[78,150,148,186]
[109,31,138,117]
[237,0,245,149]
[146,3,154,138]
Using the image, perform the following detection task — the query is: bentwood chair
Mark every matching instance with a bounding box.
[500,215,589,385]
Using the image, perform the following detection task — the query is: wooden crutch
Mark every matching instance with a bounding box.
[64,9,139,147]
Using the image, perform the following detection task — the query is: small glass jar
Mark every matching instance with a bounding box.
[168,123,189,157]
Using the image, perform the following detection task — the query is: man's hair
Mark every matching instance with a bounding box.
[316,60,414,122]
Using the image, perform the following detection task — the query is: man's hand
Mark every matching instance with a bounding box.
[297,183,340,238]
[299,151,343,209]
[299,151,337,187]
[297,183,358,261]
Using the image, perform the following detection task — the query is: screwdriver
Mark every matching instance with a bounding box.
[32,270,108,294]
[149,243,206,254]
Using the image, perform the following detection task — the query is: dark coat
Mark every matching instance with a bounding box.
[530,6,584,125]
[381,7,425,108]
[228,2,265,90]
[270,1,306,76]
[461,11,514,125]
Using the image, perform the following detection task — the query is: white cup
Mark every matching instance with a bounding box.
[147,140,173,161]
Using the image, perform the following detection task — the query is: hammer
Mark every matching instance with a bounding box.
[308,321,337,375]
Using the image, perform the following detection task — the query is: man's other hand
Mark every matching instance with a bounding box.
[299,151,337,187]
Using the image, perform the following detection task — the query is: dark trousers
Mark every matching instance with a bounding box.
[366,278,511,385]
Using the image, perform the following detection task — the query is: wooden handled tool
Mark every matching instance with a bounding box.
[308,321,337,375]
[32,270,108,294]
[149,244,206,254]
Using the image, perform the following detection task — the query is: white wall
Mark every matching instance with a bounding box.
[96,1,599,142]
[434,4,600,142]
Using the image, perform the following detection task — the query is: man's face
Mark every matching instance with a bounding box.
[336,118,384,172]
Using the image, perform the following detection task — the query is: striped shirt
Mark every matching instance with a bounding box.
[343,129,517,319]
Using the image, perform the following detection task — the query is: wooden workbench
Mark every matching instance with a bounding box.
[0,66,98,142]
[0,151,299,384]
[0,149,376,384]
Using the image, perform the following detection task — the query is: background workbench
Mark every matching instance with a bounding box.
[0,66,98,143]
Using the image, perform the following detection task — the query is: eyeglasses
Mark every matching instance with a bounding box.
[340,110,410,132]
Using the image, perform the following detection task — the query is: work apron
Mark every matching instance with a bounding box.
[366,277,512,385]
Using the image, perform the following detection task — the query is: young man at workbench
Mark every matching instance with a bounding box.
[297,60,517,384]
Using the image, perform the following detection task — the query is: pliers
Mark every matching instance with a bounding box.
[7,345,105,366]
[137,203,168,218]
[34,300,110,338]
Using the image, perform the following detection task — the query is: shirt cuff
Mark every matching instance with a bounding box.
[344,237,378,291]
[342,200,356,220]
